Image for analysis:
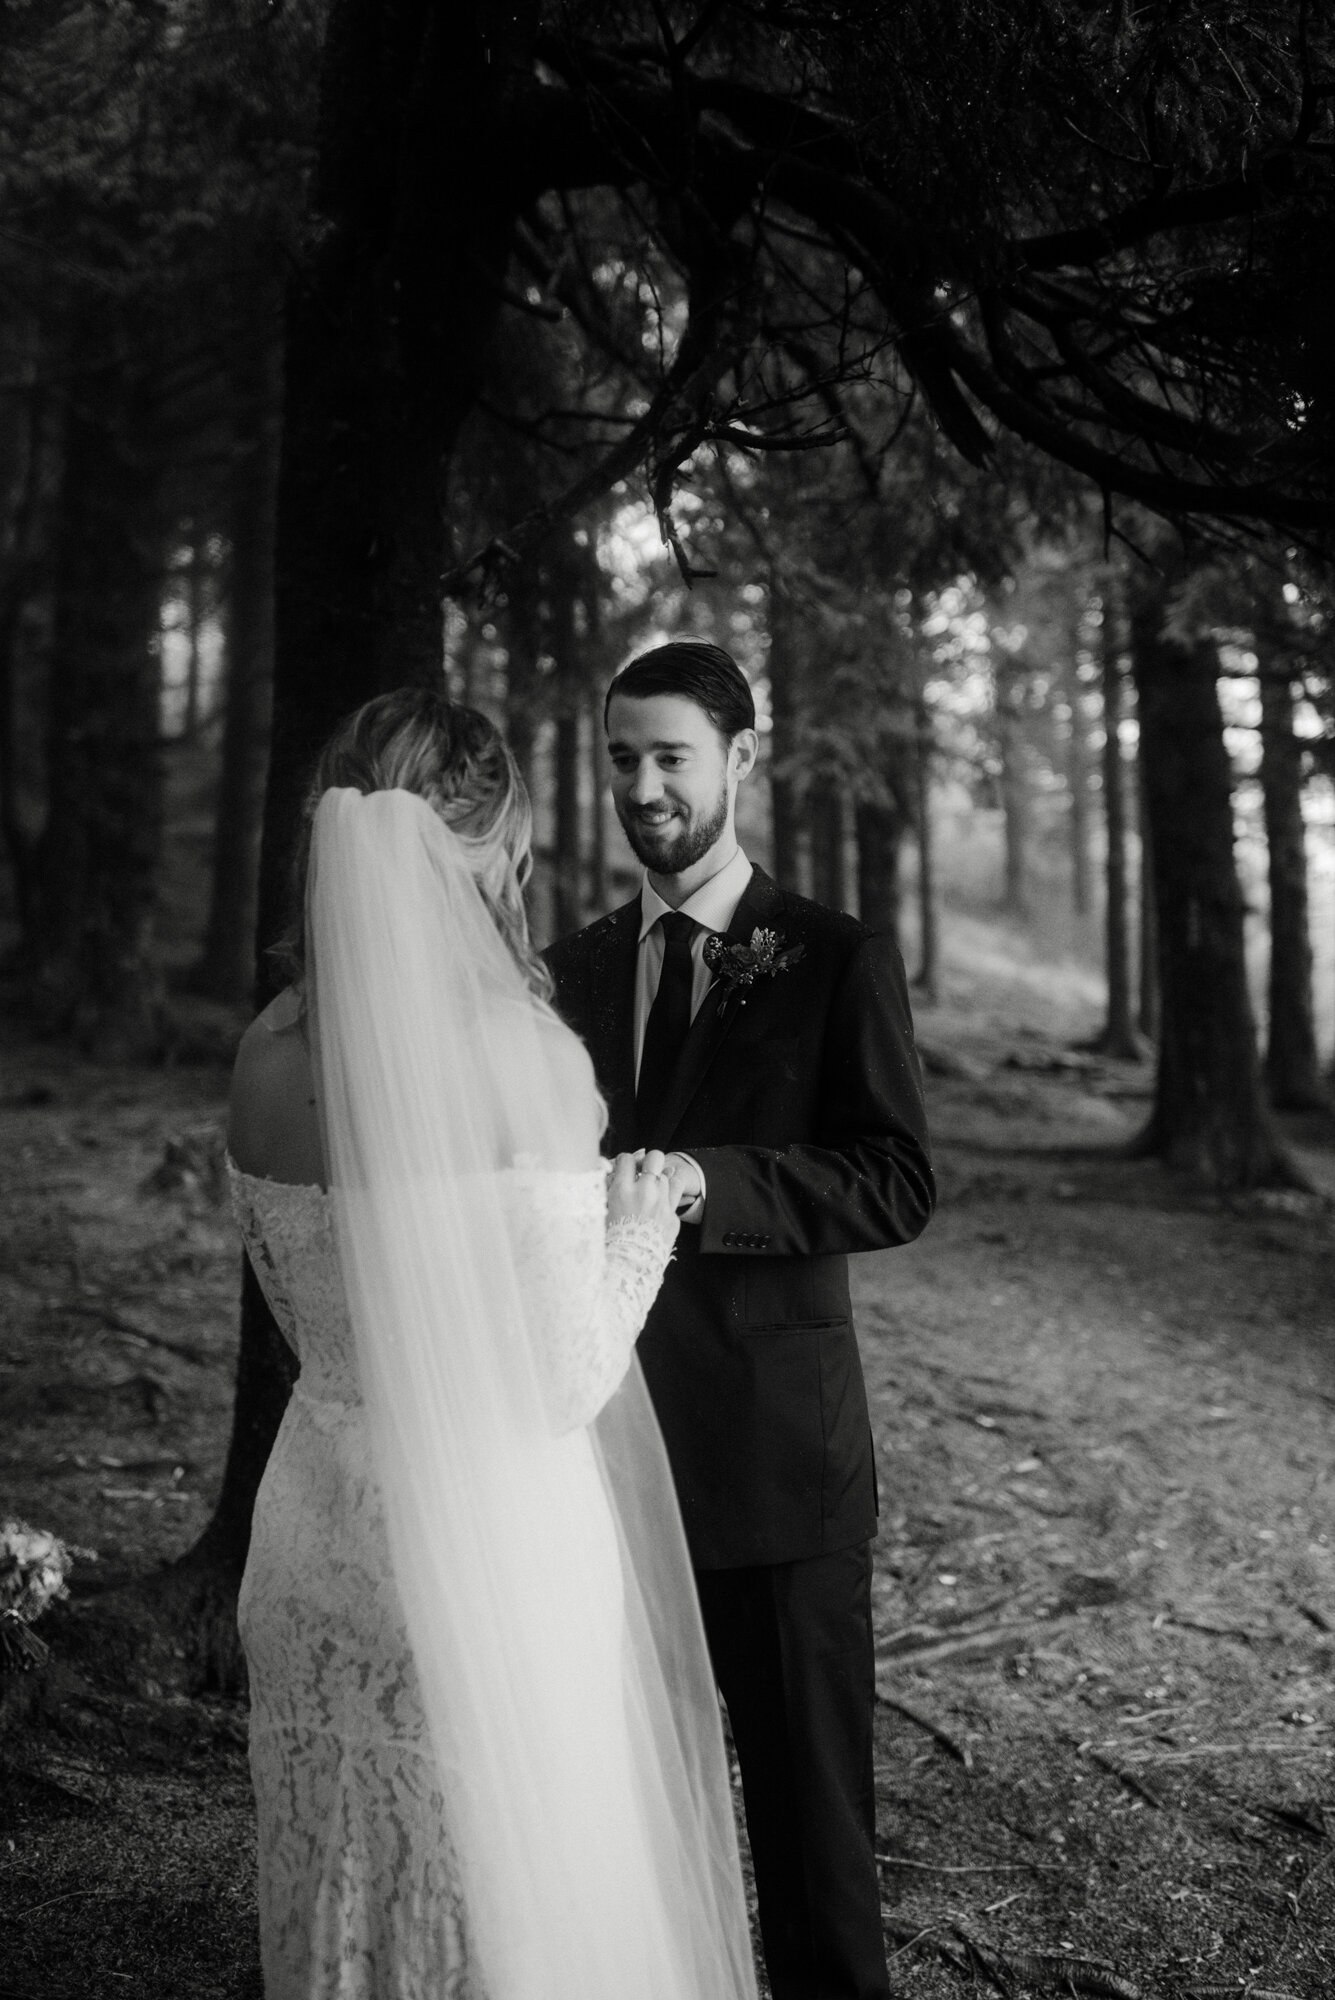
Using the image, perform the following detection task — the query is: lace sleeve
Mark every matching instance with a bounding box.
[505,1174,673,1434]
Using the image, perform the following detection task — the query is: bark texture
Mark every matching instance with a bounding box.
[195,339,281,1003]
[37,363,166,1059]
[913,681,939,1001]
[0,379,51,945]
[855,800,902,940]
[1128,555,1294,1187]
[808,779,849,913]
[995,658,1030,915]
[1095,584,1142,1057]
[1258,662,1327,1108]
[766,574,801,892]
[1136,747,1160,1041]
[1064,637,1093,920]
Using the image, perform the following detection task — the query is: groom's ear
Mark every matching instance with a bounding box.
[729,729,759,782]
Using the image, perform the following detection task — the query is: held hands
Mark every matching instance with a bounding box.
[662,1151,703,1217]
[606,1150,681,1251]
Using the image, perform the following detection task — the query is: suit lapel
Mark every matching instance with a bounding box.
[583,899,639,1151]
[646,868,785,1150]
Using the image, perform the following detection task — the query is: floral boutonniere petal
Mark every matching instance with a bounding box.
[703,926,805,1019]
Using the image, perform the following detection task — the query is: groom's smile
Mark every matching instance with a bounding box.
[606,691,749,892]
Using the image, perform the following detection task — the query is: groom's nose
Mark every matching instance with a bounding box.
[627,760,665,804]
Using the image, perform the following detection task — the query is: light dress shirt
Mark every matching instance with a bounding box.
[635,846,754,1223]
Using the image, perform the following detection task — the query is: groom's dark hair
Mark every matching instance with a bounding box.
[604,640,756,740]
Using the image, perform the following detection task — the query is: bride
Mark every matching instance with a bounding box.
[226,689,758,1999]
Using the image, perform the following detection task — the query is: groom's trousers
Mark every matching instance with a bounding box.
[696,1542,890,2000]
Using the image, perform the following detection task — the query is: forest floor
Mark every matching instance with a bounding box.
[2,916,1334,2000]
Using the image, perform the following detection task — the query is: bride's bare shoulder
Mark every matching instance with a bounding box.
[233,989,306,1077]
[229,989,322,1181]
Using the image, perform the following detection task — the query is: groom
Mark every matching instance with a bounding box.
[546,640,934,2000]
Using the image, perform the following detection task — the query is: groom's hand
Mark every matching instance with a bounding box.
[665,1153,705,1221]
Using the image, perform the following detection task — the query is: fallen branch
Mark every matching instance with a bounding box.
[1164,1613,1269,1643]
[875,1692,973,1768]
[877,1852,1066,1874]
[64,1300,210,1368]
[882,1918,1141,1997]
[877,1621,1039,1668]
[1183,1987,1302,1999]
[1116,1742,1328,1763]
[1082,1745,1165,1809]
[1000,1951,1139,1998]
[11,1887,107,1921]
[881,1920,971,1977]
[883,1920,943,1965]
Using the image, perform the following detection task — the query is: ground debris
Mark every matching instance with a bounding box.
[883,1918,1139,1998]
[137,1123,228,1206]
[997,1951,1138,1997]
[1079,1743,1166,1807]
[875,1692,973,1767]
[1181,1987,1302,1999]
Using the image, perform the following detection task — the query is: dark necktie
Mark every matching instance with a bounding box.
[636,911,697,1132]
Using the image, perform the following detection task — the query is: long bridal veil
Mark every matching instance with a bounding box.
[306,787,757,2000]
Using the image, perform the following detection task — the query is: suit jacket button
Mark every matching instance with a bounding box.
[722,1232,735,1247]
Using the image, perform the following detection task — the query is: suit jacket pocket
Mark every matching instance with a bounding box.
[743,1254,850,1331]
[741,1316,847,1336]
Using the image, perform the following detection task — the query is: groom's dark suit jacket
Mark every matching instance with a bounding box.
[546,866,935,1570]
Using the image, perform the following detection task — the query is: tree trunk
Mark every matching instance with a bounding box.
[587,687,609,914]
[0,380,52,947]
[553,701,582,937]
[1094,582,1141,1057]
[548,543,583,939]
[1128,554,1296,1188]
[995,660,1030,915]
[194,338,281,1004]
[808,779,848,912]
[1258,660,1327,1108]
[855,801,902,940]
[502,561,543,799]
[1136,740,1160,1041]
[191,0,535,1611]
[1064,629,1093,921]
[913,678,939,1002]
[182,539,204,737]
[36,362,166,1059]
[766,572,801,890]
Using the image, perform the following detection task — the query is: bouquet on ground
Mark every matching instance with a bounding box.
[0,1520,91,1670]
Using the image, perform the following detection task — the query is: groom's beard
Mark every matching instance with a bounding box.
[617,784,729,878]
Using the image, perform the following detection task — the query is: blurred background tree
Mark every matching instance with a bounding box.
[2,0,1333,1653]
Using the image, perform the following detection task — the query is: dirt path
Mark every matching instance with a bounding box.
[2,1011,1333,1999]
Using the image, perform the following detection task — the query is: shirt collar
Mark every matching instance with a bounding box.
[638,846,754,942]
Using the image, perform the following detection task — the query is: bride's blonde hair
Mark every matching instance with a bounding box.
[280,688,552,1002]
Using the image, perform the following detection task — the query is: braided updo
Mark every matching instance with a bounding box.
[277,687,551,1002]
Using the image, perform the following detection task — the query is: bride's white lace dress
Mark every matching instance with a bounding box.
[229,1161,669,2000]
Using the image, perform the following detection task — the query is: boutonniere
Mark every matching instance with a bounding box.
[703,926,806,1020]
